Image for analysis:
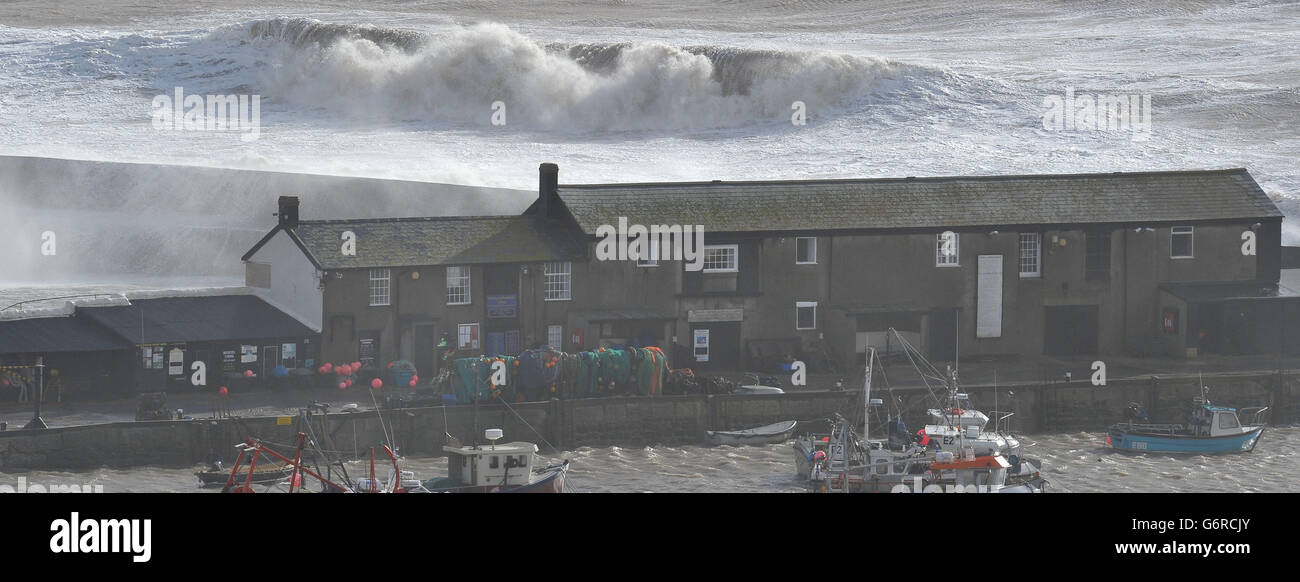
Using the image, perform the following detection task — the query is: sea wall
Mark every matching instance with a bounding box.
[0,371,1296,471]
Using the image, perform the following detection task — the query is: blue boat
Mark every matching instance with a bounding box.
[1107,394,1268,454]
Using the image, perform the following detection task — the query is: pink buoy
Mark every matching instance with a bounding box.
[345,379,353,388]
[411,375,419,383]
[352,361,361,370]
[218,386,228,396]
[338,382,347,390]
[370,378,382,389]
[323,363,333,372]
[244,370,253,378]
[409,379,417,387]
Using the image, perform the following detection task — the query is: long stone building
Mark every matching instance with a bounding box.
[242,164,1296,376]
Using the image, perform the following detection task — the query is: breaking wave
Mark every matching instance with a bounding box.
[226,18,920,130]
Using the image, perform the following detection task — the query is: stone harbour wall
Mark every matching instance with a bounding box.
[0,371,1294,471]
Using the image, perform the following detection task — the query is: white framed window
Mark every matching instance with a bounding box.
[636,256,659,267]
[796,237,817,264]
[457,323,480,350]
[935,233,959,267]
[544,261,572,301]
[1171,226,1194,259]
[1018,233,1041,277]
[703,244,739,272]
[369,268,391,306]
[547,325,563,349]
[796,301,818,330]
[446,266,471,305]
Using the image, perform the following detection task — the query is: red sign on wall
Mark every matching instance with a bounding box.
[1161,308,1179,334]
[570,328,584,350]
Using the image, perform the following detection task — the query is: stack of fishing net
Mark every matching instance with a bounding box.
[450,345,667,402]
[452,355,518,403]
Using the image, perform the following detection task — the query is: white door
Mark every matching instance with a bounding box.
[977,255,1003,338]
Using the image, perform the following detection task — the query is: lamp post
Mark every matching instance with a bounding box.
[23,356,47,430]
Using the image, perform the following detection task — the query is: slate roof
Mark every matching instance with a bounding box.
[0,316,134,354]
[281,215,585,270]
[77,295,315,344]
[556,169,1281,235]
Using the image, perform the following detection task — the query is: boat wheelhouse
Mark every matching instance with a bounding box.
[425,429,570,493]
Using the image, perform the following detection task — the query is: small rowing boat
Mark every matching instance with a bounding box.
[707,420,798,446]
[196,461,294,488]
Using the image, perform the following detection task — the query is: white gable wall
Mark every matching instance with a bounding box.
[247,230,322,331]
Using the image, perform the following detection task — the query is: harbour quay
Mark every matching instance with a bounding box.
[0,369,1295,471]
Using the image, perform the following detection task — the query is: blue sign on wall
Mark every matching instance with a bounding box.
[487,294,518,319]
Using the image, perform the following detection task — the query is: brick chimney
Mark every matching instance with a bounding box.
[538,163,559,219]
[278,195,299,229]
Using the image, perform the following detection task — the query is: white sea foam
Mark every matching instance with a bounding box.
[0,1,1296,291]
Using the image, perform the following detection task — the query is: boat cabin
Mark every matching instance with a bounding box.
[1188,404,1248,437]
[927,394,990,430]
[443,429,538,489]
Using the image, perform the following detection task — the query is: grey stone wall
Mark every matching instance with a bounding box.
[1,371,1294,471]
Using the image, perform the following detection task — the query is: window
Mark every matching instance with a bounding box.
[1018,233,1041,277]
[141,346,165,369]
[547,325,562,349]
[796,301,818,330]
[636,256,658,267]
[935,233,959,267]
[446,266,471,305]
[1171,226,1194,259]
[796,237,817,264]
[369,268,391,306]
[702,245,739,272]
[1085,230,1110,281]
[457,323,480,350]
[1218,413,1239,430]
[543,262,572,301]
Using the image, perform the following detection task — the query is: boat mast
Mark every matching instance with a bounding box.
[863,347,874,441]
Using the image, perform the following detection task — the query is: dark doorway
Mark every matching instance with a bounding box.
[928,308,958,362]
[1044,306,1099,355]
[192,349,210,391]
[262,345,279,380]
[484,264,520,356]
[689,322,741,371]
[414,324,436,377]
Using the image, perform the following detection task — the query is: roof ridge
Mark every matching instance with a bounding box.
[298,214,528,225]
[558,168,1250,190]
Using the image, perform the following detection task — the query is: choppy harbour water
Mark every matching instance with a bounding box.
[3,427,1297,493]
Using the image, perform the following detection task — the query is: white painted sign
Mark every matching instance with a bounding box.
[168,348,184,375]
[694,329,710,362]
[688,308,743,323]
[977,255,1003,338]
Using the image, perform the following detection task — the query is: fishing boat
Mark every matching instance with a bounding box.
[1107,388,1267,454]
[801,348,1045,493]
[883,329,1044,487]
[421,429,570,493]
[707,420,797,446]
